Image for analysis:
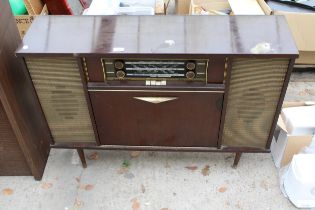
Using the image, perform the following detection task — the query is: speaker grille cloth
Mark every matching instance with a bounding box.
[25,57,95,143]
[223,58,289,148]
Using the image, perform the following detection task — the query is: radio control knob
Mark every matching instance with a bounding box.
[186,62,196,71]
[186,71,195,80]
[114,60,124,70]
[116,70,126,79]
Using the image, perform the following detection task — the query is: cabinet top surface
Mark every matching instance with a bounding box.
[17,15,298,57]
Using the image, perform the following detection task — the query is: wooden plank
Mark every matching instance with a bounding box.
[23,0,44,15]
[155,0,165,15]
[175,0,191,14]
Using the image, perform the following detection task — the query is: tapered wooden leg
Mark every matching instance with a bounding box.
[232,152,242,168]
[77,149,87,168]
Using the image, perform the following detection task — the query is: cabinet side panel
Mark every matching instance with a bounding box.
[0,101,31,175]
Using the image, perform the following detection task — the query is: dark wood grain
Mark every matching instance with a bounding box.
[208,58,225,83]
[217,58,232,149]
[88,83,225,91]
[51,144,270,153]
[0,1,12,39]
[77,58,101,145]
[89,88,223,147]
[85,57,105,82]
[17,16,298,57]
[76,149,87,168]
[232,152,242,168]
[0,101,31,176]
[0,0,51,180]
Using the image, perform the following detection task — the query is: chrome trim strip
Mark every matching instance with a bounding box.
[88,89,224,93]
[133,96,178,104]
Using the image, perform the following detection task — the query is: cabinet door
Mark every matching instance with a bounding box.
[90,90,223,147]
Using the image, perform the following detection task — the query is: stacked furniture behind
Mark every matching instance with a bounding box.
[0,0,50,180]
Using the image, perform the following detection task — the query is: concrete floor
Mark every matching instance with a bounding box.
[285,71,315,102]
[2,0,315,208]
[0,150,301,210]
[1,71,314,210]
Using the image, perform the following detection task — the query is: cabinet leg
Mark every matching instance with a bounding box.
[77,149,87,168]
[232,152,242,168]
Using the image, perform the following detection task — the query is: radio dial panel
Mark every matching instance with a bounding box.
[103,59,207,82]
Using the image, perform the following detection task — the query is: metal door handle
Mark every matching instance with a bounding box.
[133,97,178,104]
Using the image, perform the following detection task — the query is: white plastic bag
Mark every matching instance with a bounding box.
[85,0,121,15]
[279,136,315,208]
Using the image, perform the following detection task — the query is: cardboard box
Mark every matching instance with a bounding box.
[271,115,314,168]
[281,105,315,135]
[155,0,166,15]
[183,0,315,64]
[15,4,48,38]
[189,0,270,15]
[176,0,191,14]
[272,11,315,65]
[252,1,315,65]
[190,0,231,15]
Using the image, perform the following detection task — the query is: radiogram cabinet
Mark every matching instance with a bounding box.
[17,15,298,167]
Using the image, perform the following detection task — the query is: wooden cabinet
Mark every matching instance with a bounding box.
[0,0,50,180]
[17,15,298,168]
[0,101,31,176]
